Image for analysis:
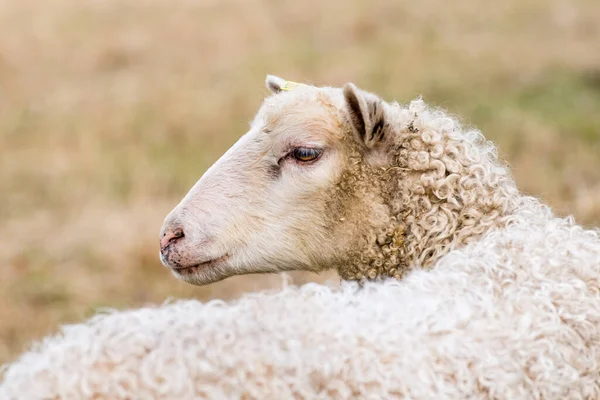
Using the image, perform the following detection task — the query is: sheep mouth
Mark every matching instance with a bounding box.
[171,254,230,274]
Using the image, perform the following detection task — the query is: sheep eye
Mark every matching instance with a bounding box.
[291,147,322,162]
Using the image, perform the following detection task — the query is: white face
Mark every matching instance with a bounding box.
[159,84,358,285]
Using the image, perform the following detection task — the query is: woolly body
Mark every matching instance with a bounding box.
[2,209,600,398]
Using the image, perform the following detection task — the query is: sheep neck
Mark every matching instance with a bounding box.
[334,122,522,282]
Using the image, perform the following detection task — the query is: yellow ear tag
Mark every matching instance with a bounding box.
[279,81,304,91]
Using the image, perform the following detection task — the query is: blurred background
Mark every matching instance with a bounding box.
[1,0,599,364]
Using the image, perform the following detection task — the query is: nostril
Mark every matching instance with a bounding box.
[160,227,185,251]
[170,228,184,243]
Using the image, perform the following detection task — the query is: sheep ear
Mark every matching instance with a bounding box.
[266,75,287,94]
[267,75,306,94]
[343,83,386,148]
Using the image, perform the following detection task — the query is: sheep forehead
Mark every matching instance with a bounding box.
[252,87,347,145]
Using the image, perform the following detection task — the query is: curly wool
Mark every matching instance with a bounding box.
[2,211,600,399]
[338,98,534,281]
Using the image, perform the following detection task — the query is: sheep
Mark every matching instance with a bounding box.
[3,76,600,398]
[160,75,547,286]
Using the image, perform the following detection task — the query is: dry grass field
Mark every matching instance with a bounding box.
[1,0,599,364]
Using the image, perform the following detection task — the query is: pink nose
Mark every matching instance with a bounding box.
[160,227,184,252]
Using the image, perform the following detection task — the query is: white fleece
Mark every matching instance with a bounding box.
[2,207,600,399]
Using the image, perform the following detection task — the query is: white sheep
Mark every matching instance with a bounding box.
[2,76,600,398]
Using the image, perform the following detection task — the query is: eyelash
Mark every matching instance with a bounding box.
[277,147,323,167]
[291,147,322,162]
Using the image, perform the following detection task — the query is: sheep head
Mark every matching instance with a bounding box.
[159,75,410,285]
[159,75,518,285]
